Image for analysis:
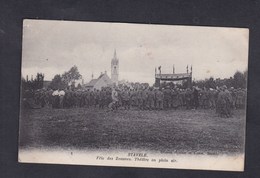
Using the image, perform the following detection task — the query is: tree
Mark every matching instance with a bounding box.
[49,74,67,90]
[205,77,216,89]
[233,71,246,88]
[21,73,44,91]
[62,65,82,86]
[34,73,44,89]
[142,83,150,88]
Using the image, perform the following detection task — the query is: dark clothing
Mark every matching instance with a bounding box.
[193,89,199,109]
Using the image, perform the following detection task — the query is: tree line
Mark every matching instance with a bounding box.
[22,66,247,91]
[193,70,247,89]
[21,73,45,91]
[48,65,82,90]
[21,66,82,91]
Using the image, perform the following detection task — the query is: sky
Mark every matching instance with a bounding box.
[21,19,249,85]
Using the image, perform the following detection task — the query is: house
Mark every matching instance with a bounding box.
[84,72,113,90]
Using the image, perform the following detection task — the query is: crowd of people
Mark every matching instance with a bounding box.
[23,83,246,117]
[22,85,246,118]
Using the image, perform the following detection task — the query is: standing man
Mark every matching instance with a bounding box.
[224,86,233,117]
[99,88,106,109]
[185,88,192,109]
[141,87,148,110]
[156,88,164,110]
[163,86,172,109]
[171,88,179,109]
[137,87,143,110]
[52,89,60,108]
[110,86,119,111]
[94,89,100,108]
[84,89,90,108]
[59,89,65,109]
[200,88,208,109]
[192,86,199,109]
[147,87,155,110]
[121,88,131,110]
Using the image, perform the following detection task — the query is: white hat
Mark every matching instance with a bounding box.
[52,90,59,96]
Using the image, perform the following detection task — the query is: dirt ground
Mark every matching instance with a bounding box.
[19,107,246,155]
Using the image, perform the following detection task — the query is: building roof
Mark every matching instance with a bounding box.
[84,73,113,88]
[98,74,105,79]
[85,79,98,87]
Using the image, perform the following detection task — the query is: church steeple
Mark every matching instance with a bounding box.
[111,49,119,85]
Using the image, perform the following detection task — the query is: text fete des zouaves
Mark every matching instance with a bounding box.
[96,153,177,163]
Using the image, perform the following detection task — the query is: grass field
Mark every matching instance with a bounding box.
[19,107,246,155]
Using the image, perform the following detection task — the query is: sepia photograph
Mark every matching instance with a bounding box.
[19,19,248,171]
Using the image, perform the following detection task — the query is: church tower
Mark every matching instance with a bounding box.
[111,49,119,84]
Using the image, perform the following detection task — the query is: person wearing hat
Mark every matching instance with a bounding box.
[58,89,65,108]
[208,88,216,109]
[147,87,156,110]
[224,86,233,117]
[130,88,137,107]
[109,86,119,111]
[185,88,192,109]
[163,86,172,109]
[216,85,232,117]
[192,86,199,109]
[155,88,164,110]
[52,89,60,108]
[136,87,143,110]
[121,88,131,110]
[216,86,225,117]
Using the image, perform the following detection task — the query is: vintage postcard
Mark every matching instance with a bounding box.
[19,19,248,171]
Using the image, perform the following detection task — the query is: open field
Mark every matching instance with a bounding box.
[19,107,246,155]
